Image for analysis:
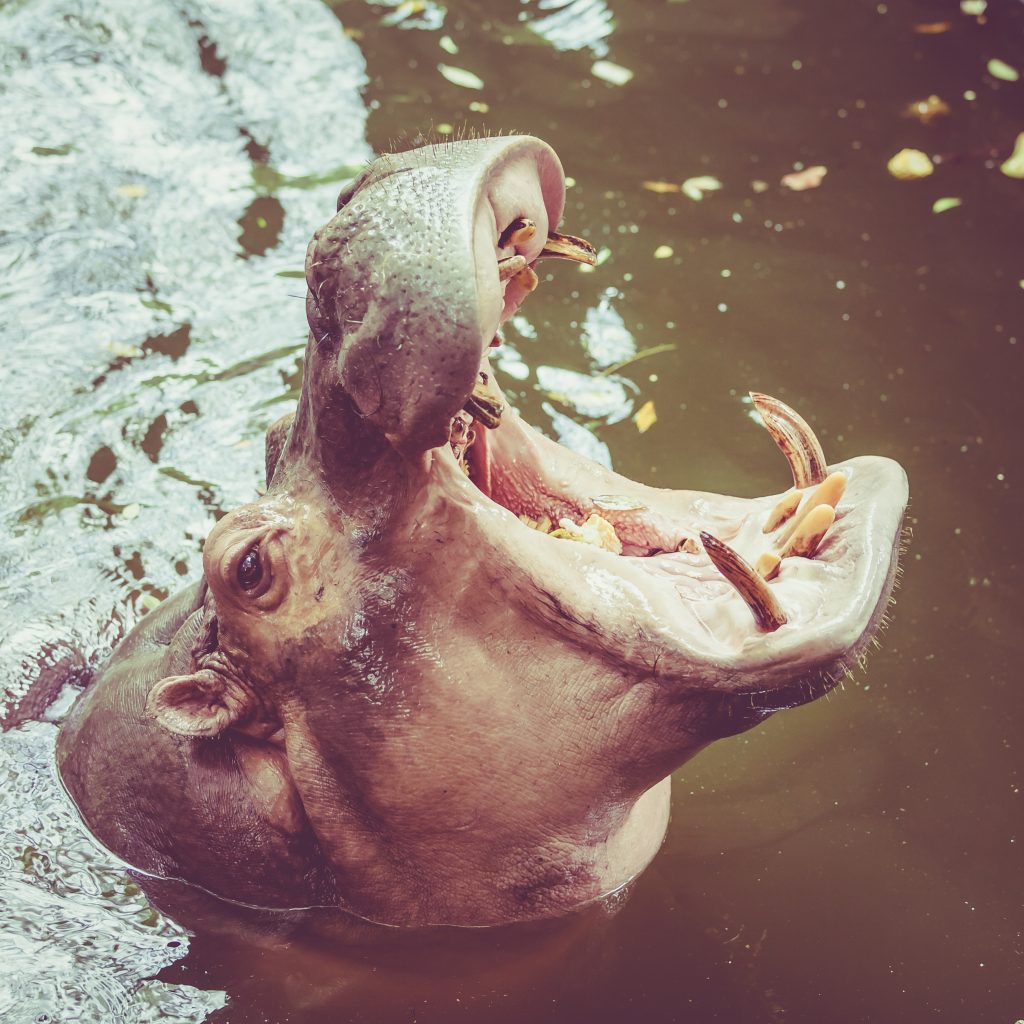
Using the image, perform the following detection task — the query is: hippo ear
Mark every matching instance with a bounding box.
[146,669,244,738]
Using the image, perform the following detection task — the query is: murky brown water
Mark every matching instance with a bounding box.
[2,0,1022,1021]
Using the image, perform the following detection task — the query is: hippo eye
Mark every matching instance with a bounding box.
[237,546,262,590]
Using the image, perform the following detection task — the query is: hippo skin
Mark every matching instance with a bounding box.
[57,136,908,928]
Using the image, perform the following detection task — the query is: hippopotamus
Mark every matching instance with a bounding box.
[56,135,908,928]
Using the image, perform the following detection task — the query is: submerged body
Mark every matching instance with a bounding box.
[57,136,908,927]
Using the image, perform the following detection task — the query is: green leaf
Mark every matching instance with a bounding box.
[987,58,1020,82]
[438,64,484,90]
[591,60,634,86]
[932,197,962,213]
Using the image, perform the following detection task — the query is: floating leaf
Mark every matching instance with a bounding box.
[653,244,674,259]
[591,60,634,86]
[887,148,934,180]
[469,100,489,113]
[960,0,986,12]
[987,58,1020,82]
[634,400,657,433]
[32,144,73,157]
[999,132,1024,179]
[101,340,143,358]
[781,165,827,191]
[902,94,951,124]
[681,175,723,201]
[913,21,950,33]
[439,34,459,55]
[117,183,148,198]
[751,179,769,193]
[593,494,648,512]
[438,64,484,90]
[642,180,681,194]
[381,0,425,25]
[932,197,962,213]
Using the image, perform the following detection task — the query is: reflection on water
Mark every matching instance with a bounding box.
[2,0,1023,1020]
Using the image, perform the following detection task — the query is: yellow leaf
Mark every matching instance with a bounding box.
[642,180,681,194]
[781,165,828,191]
[913,21,950,33]
[902,94,951,124]
[886,148,934,180]
[1000,132,1024,179]
[634,400,657,433]
[653,245,674,259]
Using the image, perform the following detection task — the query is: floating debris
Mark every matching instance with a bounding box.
[634,399,657,433]
[781,165,827,191]
[642,180,681,194]
[987,58,1019,83]
[438,64,485,90]
[887,148,934,180]
[932,197,963,213]
[653,245,674,259]
[913,21,951,34]
[116,183,148,198]
[591,60,634,86]
[681,175,723,201]
[999,132,1024,179]
[751,179,770,193]
[902,94,951,124]
[960,0,987,13]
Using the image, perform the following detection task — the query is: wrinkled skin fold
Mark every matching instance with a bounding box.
[57,136,909,928]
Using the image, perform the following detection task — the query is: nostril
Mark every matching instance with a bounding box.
[498,217,537,249]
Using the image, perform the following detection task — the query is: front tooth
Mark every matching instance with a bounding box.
[776,471,847,547]
[538,231,598,266]
[779,504,836,559]
[498,254,528,281]
[499,217,537,248]
[755,551,782,580]
[462,376,504,429]
[513,266,539,293]
[750,392,828,488]
[700,532,787,632]
[763,490,801,533]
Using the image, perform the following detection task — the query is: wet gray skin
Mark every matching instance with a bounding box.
[57,136,908,928]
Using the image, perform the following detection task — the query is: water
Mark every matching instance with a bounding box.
[1,0,1022,1020]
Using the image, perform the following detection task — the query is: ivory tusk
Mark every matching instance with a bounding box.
[538,231,598,266]
[513,266,540,293]
[777,471,847,547]
[763,490,802,533]
[498,254,528,281]
[498,217,537,248]
[755,551,782,580]
[701,532,787,632]
[779,504,836,559]
[750,392,828,488]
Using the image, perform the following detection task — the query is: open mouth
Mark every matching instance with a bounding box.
[439,209,907,688]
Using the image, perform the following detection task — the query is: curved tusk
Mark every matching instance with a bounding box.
[701,532,787,632]
[750,392,828,488]
[538,231,598,265]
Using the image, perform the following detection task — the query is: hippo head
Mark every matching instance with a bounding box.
[143,136,908,927]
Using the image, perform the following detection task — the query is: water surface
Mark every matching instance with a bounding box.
[1,0,1022,1020]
